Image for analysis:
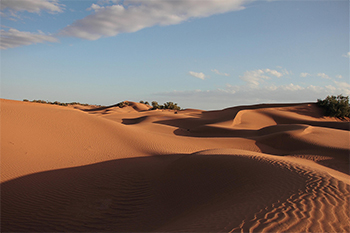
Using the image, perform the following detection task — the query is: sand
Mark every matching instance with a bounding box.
[1,98,349,232]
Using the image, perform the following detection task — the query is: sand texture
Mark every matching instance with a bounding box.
[1,99,349,232]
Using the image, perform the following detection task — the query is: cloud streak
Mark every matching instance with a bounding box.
[0,28,58,50]
[0,0,64,14]
[342,52,350,58]
[59,0,251,40]
[300,72,310,78]
[189,71,206,80]
[211,69,229,76]
[317,73,331,80]
[157,82,348,110]
[239,68,282,88]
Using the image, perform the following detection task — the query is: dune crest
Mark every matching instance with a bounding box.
[1,99,349,232]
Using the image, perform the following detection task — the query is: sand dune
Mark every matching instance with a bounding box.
[1,99,349,232]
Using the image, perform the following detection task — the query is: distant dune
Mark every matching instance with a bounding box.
[1,98,349,232]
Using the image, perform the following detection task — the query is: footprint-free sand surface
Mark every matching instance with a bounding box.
[1,98,349,232]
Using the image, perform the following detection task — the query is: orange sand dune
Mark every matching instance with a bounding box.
[1,99,349,232]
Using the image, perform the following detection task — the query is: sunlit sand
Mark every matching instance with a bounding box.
[1,98,349,232]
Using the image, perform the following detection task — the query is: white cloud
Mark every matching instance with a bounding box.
[189,71,206,80]
[333,81,350,95]
[156,82,348,110]
[0,28,58,50]
[211,69,229,76]
[335,75,343,79]
[281,83,304,91]
[239,69,280,88]
[87,4,103,12]
[300,72,310,78]
[342,52,350,58]
[60,0,251,40]
[156,68,349,110]
[264,69,282,78]
[317,73,331,80]
[96,0,119,5]
[0,0,64,14]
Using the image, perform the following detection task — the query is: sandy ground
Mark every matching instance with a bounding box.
[1,98,349,232]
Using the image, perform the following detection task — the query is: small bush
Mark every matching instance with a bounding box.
[317,95,350,118]
[23,99,29,102]
[151,101,160,109]
[117,101,129,108]
[151,101,181,110]
[140,100,150,105]
[163,101,181,110]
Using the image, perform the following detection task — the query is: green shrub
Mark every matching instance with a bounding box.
[151,101,181,110]
[151,101,160,109]
[140,100,150,105]
[117,101,129,108]
[23,99,29,102]
[317,95,350,118]
[163,102,181,110]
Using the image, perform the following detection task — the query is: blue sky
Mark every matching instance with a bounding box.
[1,0,349,110]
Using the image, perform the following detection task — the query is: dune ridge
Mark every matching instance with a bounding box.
[1,98,349,232]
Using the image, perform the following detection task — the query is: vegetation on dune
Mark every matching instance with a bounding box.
[139,100,150,105]
[23,99,101,107]
[317,94,350,118]
[116,101,130,108]
[140,100,182,110]
[23,99,182,111]
[151,101,181,110]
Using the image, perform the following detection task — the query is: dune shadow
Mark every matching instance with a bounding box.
[0,151,312,232]
[2,150,349,232]
[81,104,119,112]
[154,103,306,131]
[0,155,182,232]
[261,111,350,131]
[277,102,324,118]
[122,116,149,125]
[152,103,349,138]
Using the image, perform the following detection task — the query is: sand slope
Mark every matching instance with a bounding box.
[1,99,349,232]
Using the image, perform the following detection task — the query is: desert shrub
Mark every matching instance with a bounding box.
[117,101,129,108]
[140,100,150,105]
[151,101,160,109]
[32,100,47,104]
[151,101,181,110]
[25,99,94,107]
[317,95,350,118]
[163,102,181,110]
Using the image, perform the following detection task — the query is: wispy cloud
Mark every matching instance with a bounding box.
[300,72,310,78]
[0,28,58,50]
[264,68,282,78]
[240,69,270,88]
[211,69,229,76]
[342,52,350,58]
[0,0,64,14]
[317,73,331,80]
[189,71,206,80]
[333,81,350,95]
[157,67,349,109]
[60,0,251,40]
[239,68,282,88]
[157,82,348,110]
